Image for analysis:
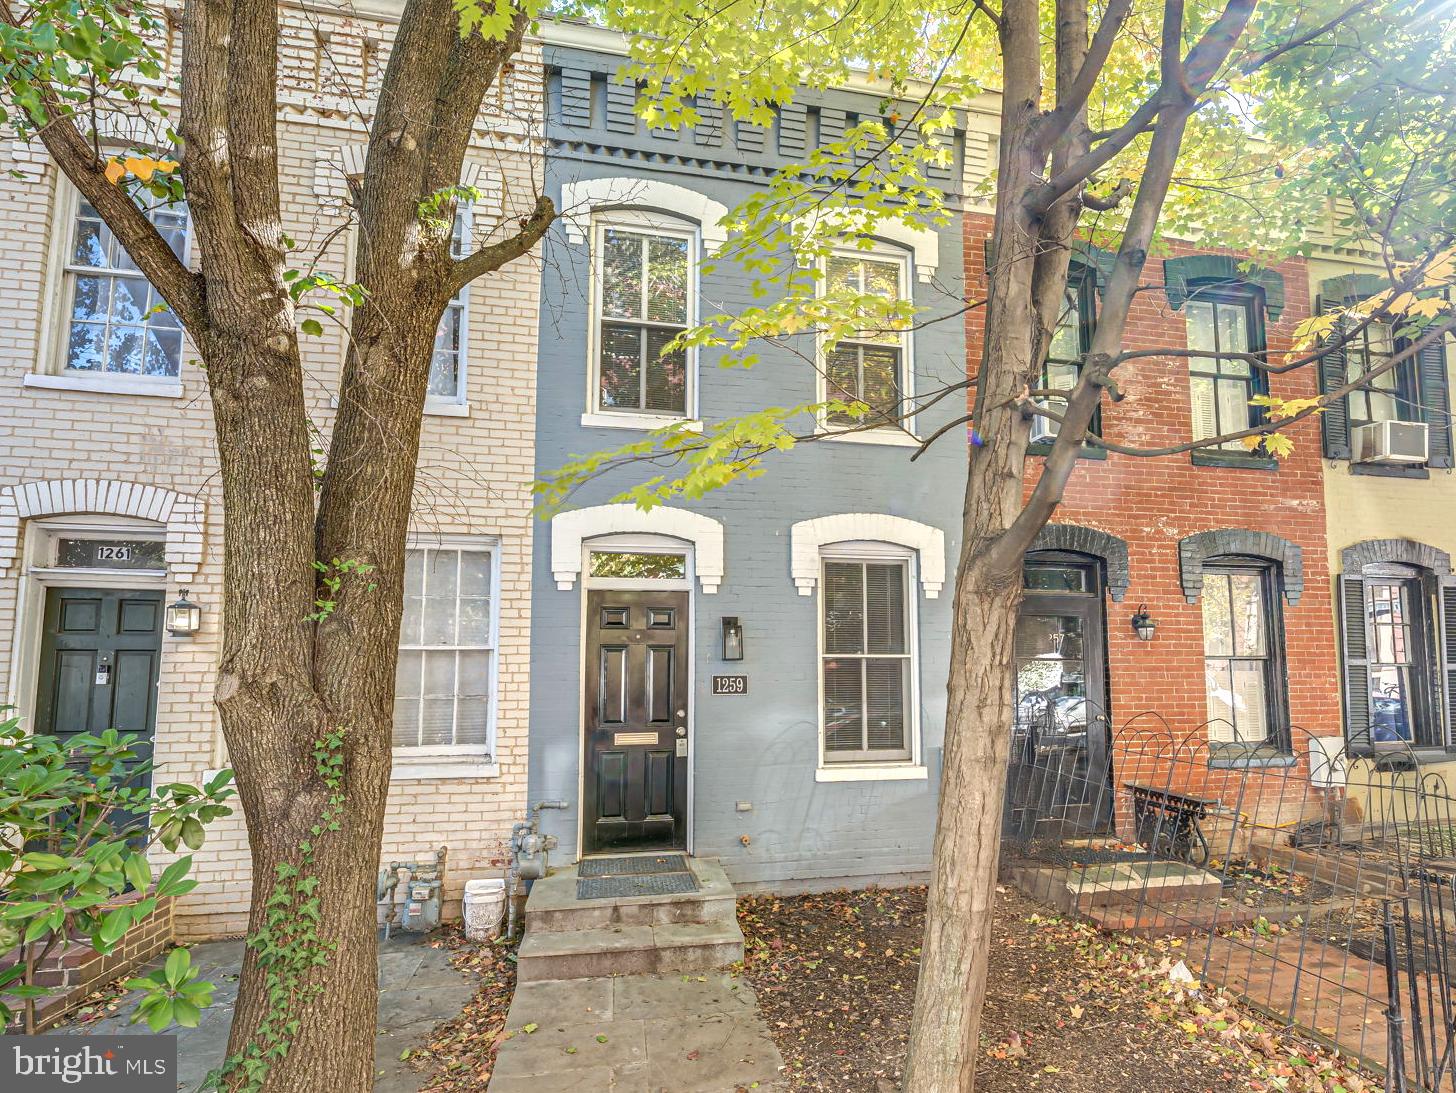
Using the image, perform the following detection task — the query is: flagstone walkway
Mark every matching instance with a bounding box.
[487,970,785,1093]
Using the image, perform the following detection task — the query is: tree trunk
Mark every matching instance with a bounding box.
[902,572,1022,1089]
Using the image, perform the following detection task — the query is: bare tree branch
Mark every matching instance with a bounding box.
[446,195,556,295]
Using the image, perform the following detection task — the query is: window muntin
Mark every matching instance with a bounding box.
[594,221,693,417]
[1366,577,1418,743]
[822,249,911,429]
[394,546,496,752]
[1037,269,1096,438]
[1201,566,1282,745]
[1344,319,1414,428]
[820,557,913,762]
[64,197,188,378]
[1186,293,1264,450]
[429,207,471,401]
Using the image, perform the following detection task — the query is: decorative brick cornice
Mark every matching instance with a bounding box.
[789,513,946,598]
[1340,538,1451,576]
[1178,528,1304,605]
[0,479,205,581]
[1031,524,1131,602]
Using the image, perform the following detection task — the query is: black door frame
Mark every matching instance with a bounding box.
[1013,551,1113,831]
[580,586,692,855]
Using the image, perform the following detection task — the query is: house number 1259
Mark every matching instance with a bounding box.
[712,675,748,695]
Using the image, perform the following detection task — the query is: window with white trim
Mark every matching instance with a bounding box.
[821,247,912,429]
[592,213,694,418]
[62,193,189,378]
[429,206,471,402]
[394,544,497,753]
[820,554,914,762]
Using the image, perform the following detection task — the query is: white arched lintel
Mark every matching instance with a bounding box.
[551,504,725,593]
[795,208,941,283]
[0,479,206,581]
[791,513,945,597]
[560,177,729,251]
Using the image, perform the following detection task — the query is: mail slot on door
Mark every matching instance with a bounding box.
[613,731,658,745]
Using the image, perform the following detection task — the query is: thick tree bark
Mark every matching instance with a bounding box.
[900,2,1257,1089]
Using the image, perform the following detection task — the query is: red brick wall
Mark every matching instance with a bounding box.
[963,214,1340,818]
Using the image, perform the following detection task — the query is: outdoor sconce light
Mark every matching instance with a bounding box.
[166,589,202,637]
[721,617,744,661]
[1131,604,1157,642]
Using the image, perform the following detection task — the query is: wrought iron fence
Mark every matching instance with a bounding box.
[1002,715,1456,1090]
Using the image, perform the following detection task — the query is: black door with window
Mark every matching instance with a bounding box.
[1007,555,1111,835]
[34,587,163,781]
[583,589,690,853]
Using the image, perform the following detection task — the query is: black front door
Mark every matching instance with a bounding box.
[583,589,690,853]
[34,587,163,781]
[1008,555,1111,834]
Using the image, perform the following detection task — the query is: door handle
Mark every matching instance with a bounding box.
[675,726,687,737]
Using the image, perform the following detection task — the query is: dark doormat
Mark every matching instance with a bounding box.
[578,854,689,877]
[576,872,699,900]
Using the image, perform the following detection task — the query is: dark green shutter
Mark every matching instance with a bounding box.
[1440,578,1456,747]
[1317,295,1352,461]
[1338,575,1371,748]
[1418,331,1452,468]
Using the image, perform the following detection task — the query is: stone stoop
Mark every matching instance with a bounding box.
[1006,859,1235,935]
[516,857,744,983]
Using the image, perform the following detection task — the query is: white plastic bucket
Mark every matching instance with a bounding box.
[462,878,506,941]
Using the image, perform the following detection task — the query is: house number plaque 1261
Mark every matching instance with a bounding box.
[712,675,748,695]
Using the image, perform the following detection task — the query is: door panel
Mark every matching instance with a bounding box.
[1008,559,1110,836]
[583,589,690,853]
[35,587,163,779]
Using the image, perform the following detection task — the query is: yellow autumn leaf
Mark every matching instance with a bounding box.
[1264,433,1295,459]
[103,159,126,184]
[1408,297,1449,318]
[127,156,170,182]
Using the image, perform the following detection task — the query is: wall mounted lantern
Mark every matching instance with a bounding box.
[721,616,744,661]
[166,589,202,637]
[1130,604,1157,642]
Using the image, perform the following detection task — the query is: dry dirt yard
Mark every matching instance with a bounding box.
[737,885,1380,1093]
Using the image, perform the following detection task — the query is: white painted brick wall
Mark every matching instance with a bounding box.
[0,9,544,940]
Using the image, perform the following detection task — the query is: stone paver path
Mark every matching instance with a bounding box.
[489,971,784,1093]
[55,931,475,1092]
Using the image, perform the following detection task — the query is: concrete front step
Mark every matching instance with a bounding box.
[516,918,745,983]
[525,857,736,934]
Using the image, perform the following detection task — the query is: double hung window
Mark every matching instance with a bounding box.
[820,556,913,762]
[593,218,693,418]
[63,196,188,379]
[1186,292,1265,449]
[394,545,498,755]
[1200,563,1286,748]
[821,249,912,429]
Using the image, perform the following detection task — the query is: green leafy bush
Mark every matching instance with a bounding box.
[0,714,234,1031]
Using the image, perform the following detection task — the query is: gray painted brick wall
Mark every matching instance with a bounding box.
[531,45,969,888]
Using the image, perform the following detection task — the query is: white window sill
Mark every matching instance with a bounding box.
[822,429,921,448]
[815,763,928,783]
[424,399,471,418]
[580,411,703,433]
[24,372,184,399]
[391,758,499,781]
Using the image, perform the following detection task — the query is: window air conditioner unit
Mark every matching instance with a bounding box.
[1352,420,1428,465]
[1028,405,1057,444]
